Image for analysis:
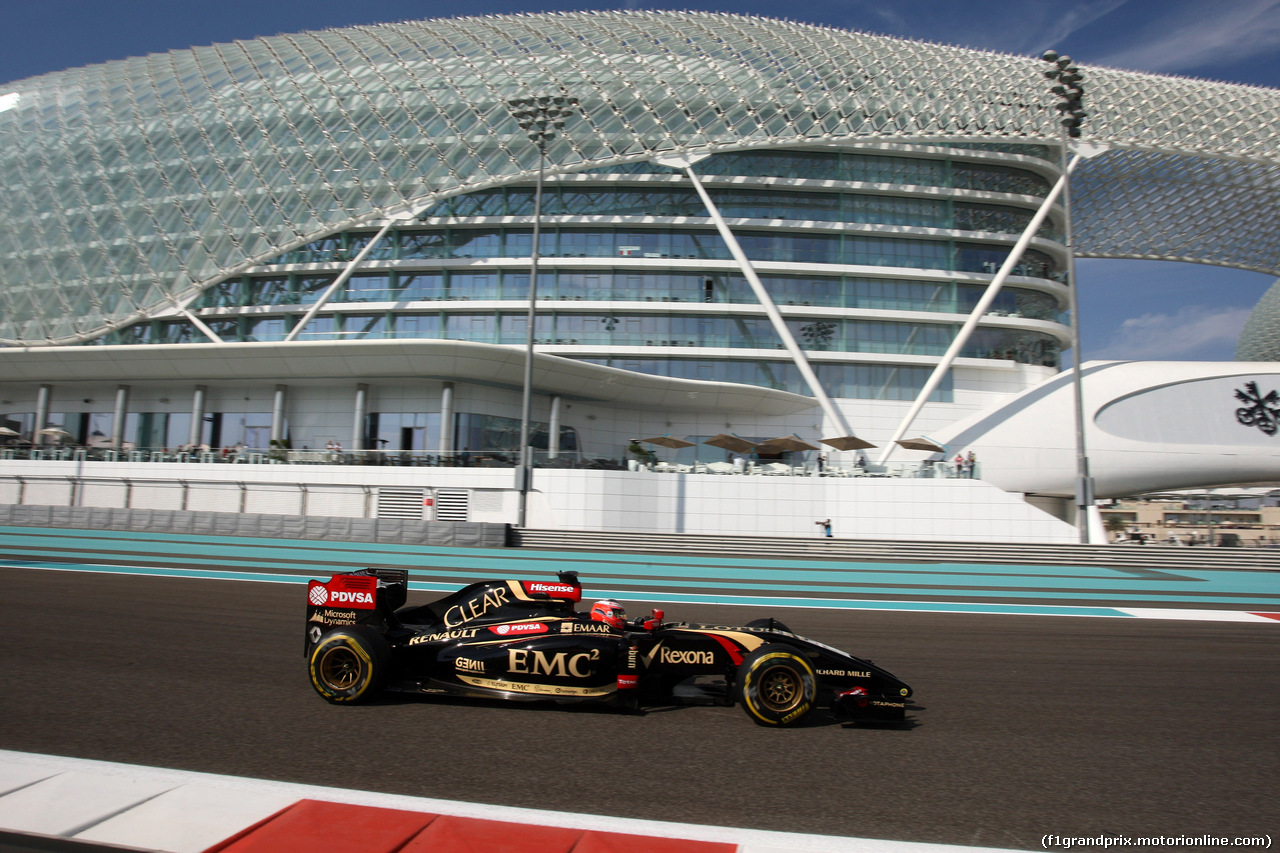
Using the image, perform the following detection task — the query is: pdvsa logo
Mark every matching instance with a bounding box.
[329,590,374,605]
[311,576,377,610]
[491,622,548,636]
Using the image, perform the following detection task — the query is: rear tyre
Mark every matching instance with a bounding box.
[735,645,817,727]
[308,626,388,704]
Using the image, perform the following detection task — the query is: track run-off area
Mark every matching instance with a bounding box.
[1,525,1278,851]
[0,525,1279,618]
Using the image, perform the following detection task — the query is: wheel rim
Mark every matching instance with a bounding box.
[758,664,802,712]
[319,645,362,690]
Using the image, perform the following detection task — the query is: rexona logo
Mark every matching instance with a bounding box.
[522,581,581,601]
[490,622,549,636]
[660,648,715,665]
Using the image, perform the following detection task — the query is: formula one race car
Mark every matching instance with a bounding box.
[305,569,913,727]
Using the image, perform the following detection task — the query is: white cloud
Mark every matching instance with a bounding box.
[1092,0,1280,73]
[1091,305,1253,360]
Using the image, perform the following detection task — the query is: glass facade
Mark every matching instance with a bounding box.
[94,145,1070,402]
[259,225,1060,273]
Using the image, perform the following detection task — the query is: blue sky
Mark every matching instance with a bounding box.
[1,0,1276,362]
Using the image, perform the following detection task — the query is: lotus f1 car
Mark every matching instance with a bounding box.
[305,569,913,727]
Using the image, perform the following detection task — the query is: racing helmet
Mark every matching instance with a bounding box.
[589,599,627,630]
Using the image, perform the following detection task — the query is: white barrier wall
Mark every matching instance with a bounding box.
[243,484,303,516]
[528,469,1077,543]
[306,487,368,519]
[80,481,128,508]
[0,458,1076,544]
[188,483,243,514]
[23,479,72,506]
[131,482,184,510]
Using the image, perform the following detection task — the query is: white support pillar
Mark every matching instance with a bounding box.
[548,394,562,459]
[34,384,50,445]
[352,384,368,452]
[270,385,287,444]
[111,385,129,450]
[654,154,854,440]
[188,385,207,447]
[876,159,1077,465]
[438,382,454,455]
[181,309,224,344]
[284,218,401,342]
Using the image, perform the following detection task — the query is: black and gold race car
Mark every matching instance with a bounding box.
[305,568,913,727]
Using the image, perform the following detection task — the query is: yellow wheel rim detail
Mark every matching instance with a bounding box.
[758,665,803,712]
[318,645,363,690]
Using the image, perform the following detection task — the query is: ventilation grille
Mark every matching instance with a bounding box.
[376,488,425,519]
[433,489,470,522]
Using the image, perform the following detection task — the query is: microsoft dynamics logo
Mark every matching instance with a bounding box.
[1235,381,1280,436]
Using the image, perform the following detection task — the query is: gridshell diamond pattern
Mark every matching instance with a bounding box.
[0,10,1279,344]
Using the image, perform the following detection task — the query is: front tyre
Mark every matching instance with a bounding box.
[308,626,388,704]
[735,645,817,726]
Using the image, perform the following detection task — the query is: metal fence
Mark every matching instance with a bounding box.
[0,503,508,548]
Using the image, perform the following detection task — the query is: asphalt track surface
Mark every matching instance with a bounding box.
[3,562,1278,852]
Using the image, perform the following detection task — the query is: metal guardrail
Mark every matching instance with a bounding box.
[511,529,1280,571]
[0,504,508,549]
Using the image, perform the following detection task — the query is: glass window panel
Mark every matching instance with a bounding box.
[447,272,499,299]
[340,314,387,339]
[344,273,391,302]
[296,275,335,305]
[295,316,336,340]
[392,314,441,337]
[396,273,444,300]
[243,317,287,341]
[247,276,292,307]
[216,412,275,449]
[399,231,449,259]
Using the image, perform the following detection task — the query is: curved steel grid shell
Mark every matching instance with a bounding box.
[1236,277,1280,361]
[1,10,1278,345]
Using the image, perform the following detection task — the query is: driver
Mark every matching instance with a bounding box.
[589,599,627,630]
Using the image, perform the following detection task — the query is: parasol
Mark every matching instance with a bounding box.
[895,437,946,452]
[638,435,696,449]
[760,434,820,452]
[703,433,761,454]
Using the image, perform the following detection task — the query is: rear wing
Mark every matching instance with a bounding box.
[304,568,408,653]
